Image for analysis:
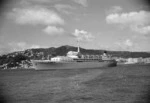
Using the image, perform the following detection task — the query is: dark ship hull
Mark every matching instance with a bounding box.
[32,60,117,70]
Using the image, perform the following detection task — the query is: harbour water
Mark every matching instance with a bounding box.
[0,64,150,103]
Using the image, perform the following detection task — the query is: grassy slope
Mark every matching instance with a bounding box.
[0,64,150,103]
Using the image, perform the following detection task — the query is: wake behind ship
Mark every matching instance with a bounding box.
[32,46,117,70]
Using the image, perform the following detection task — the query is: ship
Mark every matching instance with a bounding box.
[32,45,117,70]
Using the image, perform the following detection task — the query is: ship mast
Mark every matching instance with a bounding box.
[77,39,80,53]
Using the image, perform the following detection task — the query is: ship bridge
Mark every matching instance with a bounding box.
[51,56,74,62]
[67,51,79,58]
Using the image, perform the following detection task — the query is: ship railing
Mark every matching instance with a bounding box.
[32,60,51,62]
[81,55,102,59]
[74,58,102,62]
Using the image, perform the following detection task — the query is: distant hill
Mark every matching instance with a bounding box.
[4,45,150,58]
[25,45,150,58]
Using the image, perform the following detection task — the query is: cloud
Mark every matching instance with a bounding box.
[72,29,94,41]
[30,0,51,3]
[115,39,135,51]
[54,4,75,14]
[112,6,122,13]
[124,39,133,47]
[98,44,110,50]
[119,39,133,47]
[30,44,41,49]
[0,44,10,55]
[43,26,64,35]
[131,25,150,34]
[106,11,149,25]
[106,10,150,35]
[72,0,88,7]
[8,42,41,52]
[18,0,62,8]
[8,6,66,36]
[107,6,122,14]
[8,42,27,51]
[22,0,60,3]
[9,7,64,25]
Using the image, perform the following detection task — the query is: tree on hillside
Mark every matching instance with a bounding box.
[0,54,30,68]
[13,54,29,63]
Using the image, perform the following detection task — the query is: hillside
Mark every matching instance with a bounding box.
[24,45,150,58]
[25,45,150,58]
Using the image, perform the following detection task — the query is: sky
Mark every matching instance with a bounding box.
[0,0,150,54]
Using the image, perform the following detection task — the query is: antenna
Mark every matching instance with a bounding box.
[77,39,80,53]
